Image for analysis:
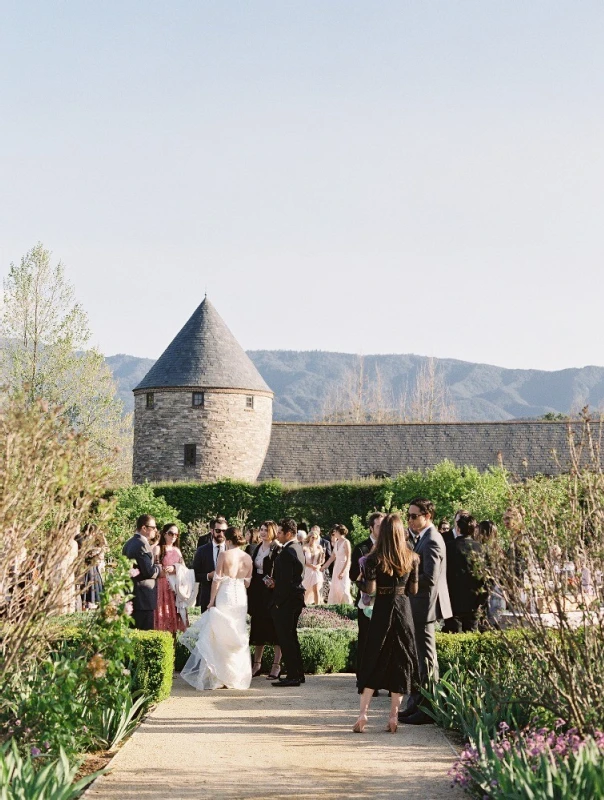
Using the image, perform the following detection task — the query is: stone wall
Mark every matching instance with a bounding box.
[133,388,273,484]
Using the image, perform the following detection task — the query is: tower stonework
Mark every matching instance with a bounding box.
[133,298,273,484]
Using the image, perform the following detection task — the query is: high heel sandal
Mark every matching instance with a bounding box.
[267,662,281,680]
[385,716,398,733]
[251,660,262,677]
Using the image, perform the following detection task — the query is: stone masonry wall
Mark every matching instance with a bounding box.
[133,389,273,484]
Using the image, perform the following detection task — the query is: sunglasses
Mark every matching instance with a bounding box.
[407,513,424,520]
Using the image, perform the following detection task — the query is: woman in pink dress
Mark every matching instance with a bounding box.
[322,524,353,605]
[153,524,187,633]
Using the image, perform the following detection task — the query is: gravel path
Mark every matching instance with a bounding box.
[87,673,459,799]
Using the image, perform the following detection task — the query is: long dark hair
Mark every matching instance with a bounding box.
[159,523,179,562]
[372,514,417,577]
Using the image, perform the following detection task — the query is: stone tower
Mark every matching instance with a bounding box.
[132,297,273,484]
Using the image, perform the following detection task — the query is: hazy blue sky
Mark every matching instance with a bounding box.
[1,2,603,370]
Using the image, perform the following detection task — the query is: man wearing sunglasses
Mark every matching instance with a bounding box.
[400,498,452,725]
[123,514,164,631]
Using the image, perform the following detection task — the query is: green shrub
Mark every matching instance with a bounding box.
[0,740,104,800]
[106,483,182,559]
[131,630,174,704]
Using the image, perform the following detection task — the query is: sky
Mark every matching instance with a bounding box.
[1,1,603,371]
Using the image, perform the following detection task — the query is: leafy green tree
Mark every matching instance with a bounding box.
[1,243,131,481]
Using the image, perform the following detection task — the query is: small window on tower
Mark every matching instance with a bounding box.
[245,395,254,409]
[184,444,197,467]
[192,392,204,408]
[145,393,154,409]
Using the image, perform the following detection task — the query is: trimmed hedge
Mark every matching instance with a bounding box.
[151,479,382,539]
[131,630,174,703]
[51,622,174,705]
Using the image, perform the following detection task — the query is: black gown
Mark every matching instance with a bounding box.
[357,555,420,695]
[248,543,280,645]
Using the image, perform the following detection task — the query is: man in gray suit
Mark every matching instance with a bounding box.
[122,514,163,630]
[400,497,452,725]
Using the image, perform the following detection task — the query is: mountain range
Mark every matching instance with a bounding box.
[106,350,604,422]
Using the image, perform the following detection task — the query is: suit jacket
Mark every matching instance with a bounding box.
[270,540,305,608]
[192,541,223,611]
[349,536,374,608]
[447,536,488,615]
[441,529,455,546]
[410,525,452,623]
[122,532,161,612]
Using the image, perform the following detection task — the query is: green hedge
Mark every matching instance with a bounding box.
[131,630,174,703]
[147,463,512,550]
[51,623,174,705]
[151,479,381,537]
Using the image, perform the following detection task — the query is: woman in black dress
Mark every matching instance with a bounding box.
[354,514,420,733]
[248,520,282,679]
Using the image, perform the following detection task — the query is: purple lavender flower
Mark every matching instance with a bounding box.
[30,746,41,757]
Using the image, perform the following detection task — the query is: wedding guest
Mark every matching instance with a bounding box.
[438,518,452,543]
[354,514,420,734]
[445,514,487,632]
[248,521,283,679]
[296,530,308,545]
[245,528,260,556]
[57,531,80,614]
[503,506,528,586]
[478,519,506,625]
[123,515,163,630]
[399,498,451,725]
[350,512,384,681]
[322,525,353,604]
[197,516,226,549]
[265,518,305,687]
[302,529,325,605]
[154,523,187,633]
[193,517,227,612]
[80,523,106,610]
[316,526,333,566]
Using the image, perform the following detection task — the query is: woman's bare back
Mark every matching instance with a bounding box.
[217,549,253,580]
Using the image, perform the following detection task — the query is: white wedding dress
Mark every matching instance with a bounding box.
[180,575,252,691]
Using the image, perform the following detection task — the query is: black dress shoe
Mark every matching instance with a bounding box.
[272,678,300,687]
[299,675,306,683]
[400,709,433,725]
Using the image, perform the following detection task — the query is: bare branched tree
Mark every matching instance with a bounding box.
[317,355,455,423]
[487,409,604,732]
[0,396,113,685]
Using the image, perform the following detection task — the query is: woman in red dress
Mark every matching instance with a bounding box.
[153,523,187,633]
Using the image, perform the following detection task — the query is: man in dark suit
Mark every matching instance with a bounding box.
[316,526,333,568]
[265,517,305,687]
[122,514,163,630]
[447,514,488,632]
[349,512,384,681]
[400,497,452,725]
[192,518,227,611]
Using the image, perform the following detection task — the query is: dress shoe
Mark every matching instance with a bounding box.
[400,709,433,725]
[272,678,300,687]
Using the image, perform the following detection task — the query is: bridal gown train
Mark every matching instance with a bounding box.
[180,576,252,690]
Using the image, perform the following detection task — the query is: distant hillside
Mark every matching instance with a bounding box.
[107,350,604,422]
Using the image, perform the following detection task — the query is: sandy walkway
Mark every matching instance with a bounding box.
[87,673,458,799]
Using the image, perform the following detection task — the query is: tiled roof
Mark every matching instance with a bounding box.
[134,297,272,393]
[258,421,574,483]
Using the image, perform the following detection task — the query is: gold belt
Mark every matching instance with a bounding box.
[376,586,406,595]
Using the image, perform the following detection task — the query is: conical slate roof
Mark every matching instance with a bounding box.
[134,297,272,393]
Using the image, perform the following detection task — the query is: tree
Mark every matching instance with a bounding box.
[407,357,456,423]
[317,355,456,423]
[1,243,132,481]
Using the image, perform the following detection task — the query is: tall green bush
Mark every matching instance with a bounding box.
[106,483,182,559]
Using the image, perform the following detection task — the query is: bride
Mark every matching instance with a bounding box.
[180,527,253,690]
